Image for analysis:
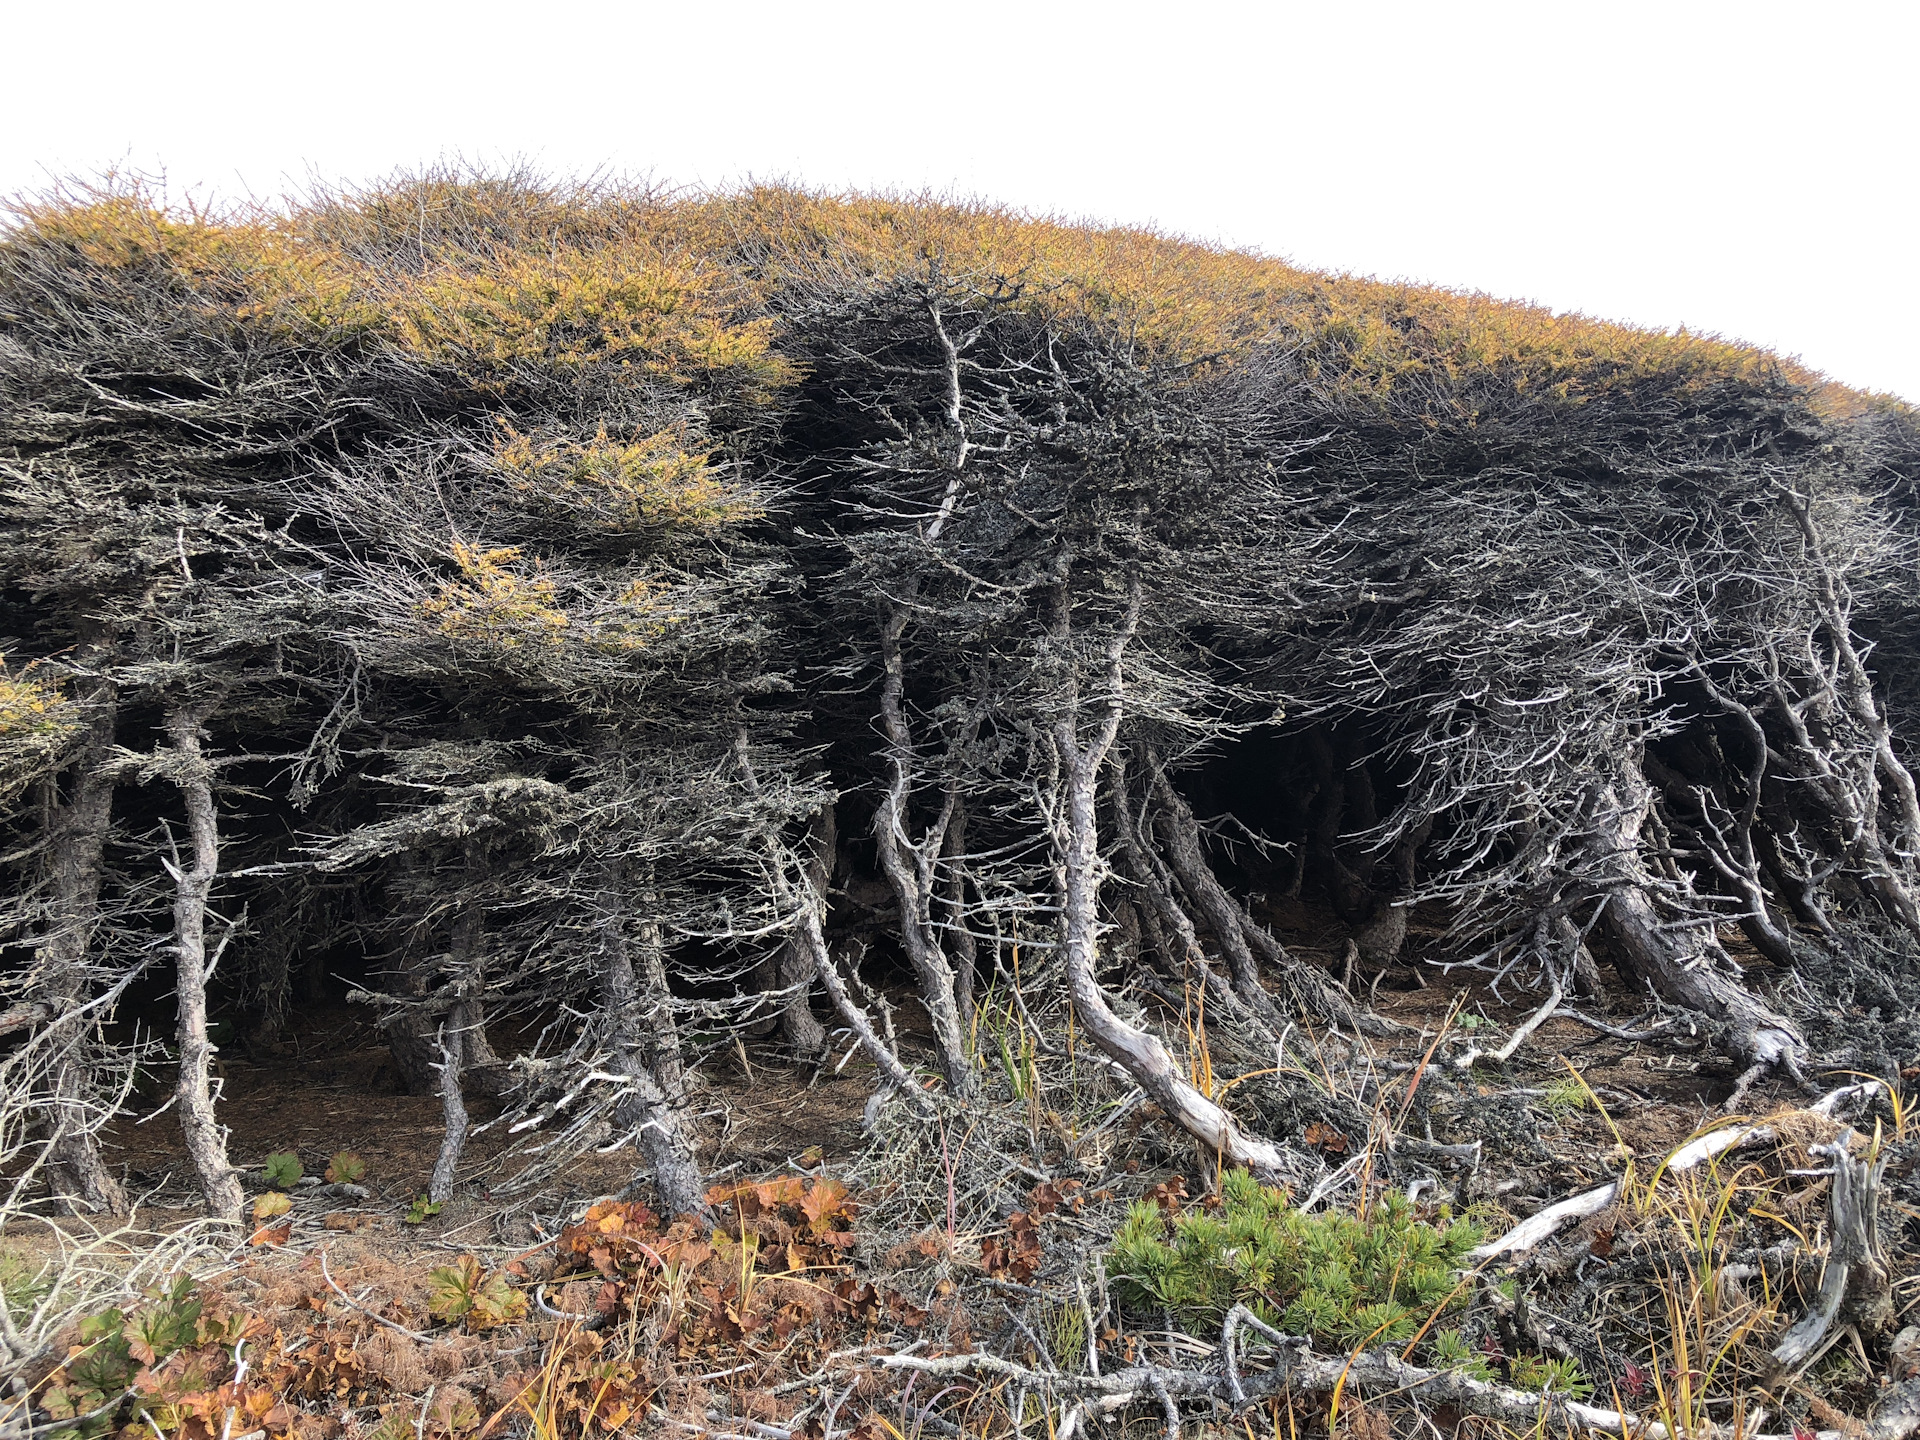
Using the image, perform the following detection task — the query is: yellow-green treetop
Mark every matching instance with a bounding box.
[5,175,1894,418]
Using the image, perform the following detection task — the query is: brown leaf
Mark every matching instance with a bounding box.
[1147,1177,1189,1214]
[1304,1121,1350,1154]
[801,1176,851,1231]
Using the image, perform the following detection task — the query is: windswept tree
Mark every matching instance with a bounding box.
[0,189,378,1218]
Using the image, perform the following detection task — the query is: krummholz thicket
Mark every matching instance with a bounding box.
[6,170,1920,1438]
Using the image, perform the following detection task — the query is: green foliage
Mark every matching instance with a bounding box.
[39,1277,214,1436]
[1542,1077,1591,1120]
[427,1254,527,1329]
[1046,1298,1089,1372]
[262,1151,303,1189]
[1429,1328,1494,1382]
[324,1150,366,1184]
[1509,1354,1593,1398]
[1108,1170,1482,1346]
[405,1193,443,1226]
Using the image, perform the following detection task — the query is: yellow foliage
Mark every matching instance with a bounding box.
[711,186,1824,404]
[385,247,784,385]
[589,576,680,653]
[0,658,76,742]
[414,541,675,656]
[11,193,377,337]
[0,659,80,804]
[6,176,1892,417]
[416,542,571,648]
[492,423,756,533]
[6,182,782,387]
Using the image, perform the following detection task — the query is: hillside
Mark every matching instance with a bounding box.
[5,169,1920,1440]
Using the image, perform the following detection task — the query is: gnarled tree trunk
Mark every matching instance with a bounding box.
[1592,758,1806,1077]
[871,603,975,1097]
[427,1002,469,1204]
[767,805,832,1063]
[598,857,705,1216]
[164,703,243,1224]
[1145,756,1371,1033]
[34,670,126,1214]
[1052,577,1296,1181]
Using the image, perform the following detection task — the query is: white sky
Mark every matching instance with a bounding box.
[6,0,1916,400]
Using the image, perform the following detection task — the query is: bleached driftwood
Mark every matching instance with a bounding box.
[1769,1127,1893,1381]
[1469,1080,1884,1261]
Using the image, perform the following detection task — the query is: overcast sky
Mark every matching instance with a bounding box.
[6,0,1915,399]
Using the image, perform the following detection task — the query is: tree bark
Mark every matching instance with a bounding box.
[1052,577,1294,1181]
[1306,734,1418,967]
[164,703,244,1224]
[1768,1129,1892,1382]
[942,798,980,1041]
[871,603,975,1096]
[1780,484,1920,863]
[1148,763,1288,1028]
[1592,760,1807,1076]
[597,857,705,1217]
[380,852,443,1095]
[1111,757,1237,1000]
[769,805,833,1063]
[427,1003,469,1204]
[33,669,126,1214]
[1648,721,1799,968]
[450,846,509,1098]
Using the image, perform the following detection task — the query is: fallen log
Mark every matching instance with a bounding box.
[876,1307,1865,1440]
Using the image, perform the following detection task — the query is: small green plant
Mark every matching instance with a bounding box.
[405,1193,443,1225]
[427,1254,527,1329]
[262,1151,303,1189]
[1542,1076,1591,1119]
[1109,1170,1483,1346]
[1509,1354,1593,1398]
[1429,1328,1494,1381]
[324,1150,366,1184]
[39,1277,220,1436]
[1047,1298,1089,1372]
[40,1307,137,1437]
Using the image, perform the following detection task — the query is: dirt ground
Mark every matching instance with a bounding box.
[88,887,1797,1228]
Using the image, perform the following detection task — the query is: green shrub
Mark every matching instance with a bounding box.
[1108,1170,1482,1346]
[262,1151,303,1189]
[1108,1174,1590,1396]
[1429,1328,1494,1382]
